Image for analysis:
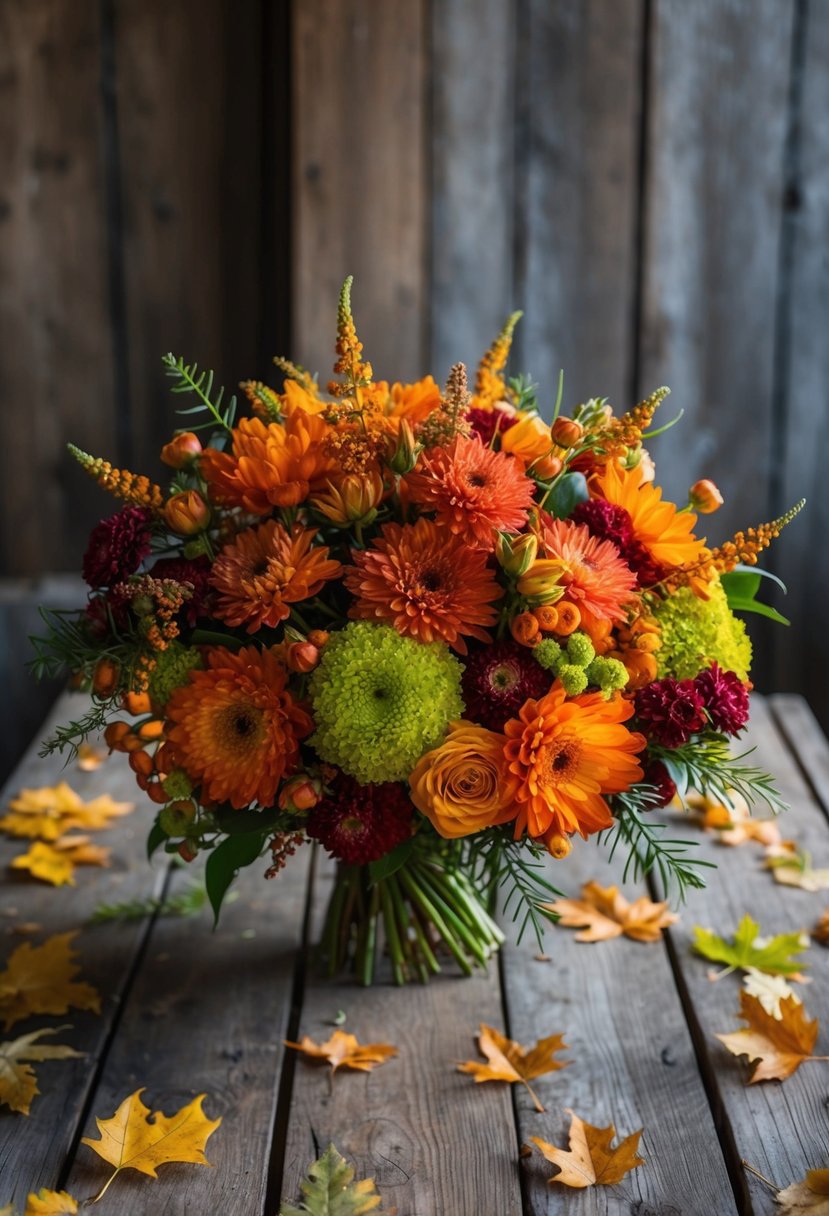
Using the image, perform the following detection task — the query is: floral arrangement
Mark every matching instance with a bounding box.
[33,278,802,985]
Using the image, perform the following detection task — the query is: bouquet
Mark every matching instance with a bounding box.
[33,278,802,985]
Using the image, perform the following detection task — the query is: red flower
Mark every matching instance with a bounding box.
[306,775,413,864]
[635,678,706,748]
[694,663,750,735]
[465,406,518,446]
[461,641,551,731]
[571,499,634,550]
[641,760,678,808]
[82,507,153,588]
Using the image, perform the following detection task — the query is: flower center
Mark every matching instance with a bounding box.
[468,473,487,488]
[537,737,582,787]
[217,702,265,752]
[419,568,443,592]
[488,660,520,694]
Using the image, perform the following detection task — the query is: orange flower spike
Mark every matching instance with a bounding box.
[710,499,805,572]
[474,311,522,409]
[689,479,724,514]
[164,490,211,536]
[160,431,202,469]
[328,275,373,397]
[67,444,164,511]
[510,612,541,647]
[554,602,582,636]
[532,605,560,633]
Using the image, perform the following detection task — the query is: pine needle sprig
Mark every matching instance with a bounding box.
[653,736,786,815]
[38,702,114,761]
[602,788,714,899]
[89,882,207,924]
[463,832,563,948]
[162,353,237,434]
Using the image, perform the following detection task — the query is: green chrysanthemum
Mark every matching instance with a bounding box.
[652,576,752,682]
[147,642,203,708]
[308,622,464,783]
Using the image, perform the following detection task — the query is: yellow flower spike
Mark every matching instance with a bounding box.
[272,355,320,397]
[474,311,523,409]
[328,275,373,397]
[67,444,164,511]
[240,379,284,422]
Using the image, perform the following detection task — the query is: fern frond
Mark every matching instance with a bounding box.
[162,353,236,433]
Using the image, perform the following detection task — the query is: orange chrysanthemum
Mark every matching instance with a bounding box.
[200,412,336,513]
[165,645,313,808]
[344,517,502,654]
[594,460,707,570]
[405,434,534,550]
[211,521,342,633]
[539,516,637,623]
[503,685,645,841]
[384,376,442,430]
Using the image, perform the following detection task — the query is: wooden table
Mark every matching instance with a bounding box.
[2,693,829,1215]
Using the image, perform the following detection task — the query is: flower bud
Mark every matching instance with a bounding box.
[279,774,323,813]
[160,431,202,469]
[689,479,724,514]
[311,472,385,527]
[307,629,330,648]
[122,690,152,715]
[544,830,572,860]
[550,417,584,448]
[495,532,538,578]
[164,490,211,536]
[388,419,421,475]
[287,641,320,673]
[177,839,198,862]
[159,799,196,836]
[517,559,567,605]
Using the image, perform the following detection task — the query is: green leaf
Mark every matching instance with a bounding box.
[205,833,264,927]
[692,914,808,977]
[368,838,414,885]
[214,806,284,835]
[146,817,167,860]
[280,1143,382,1215]
[733,562,788,593]
[721,568,790,625]
[725,597,791,626]
[545,472,589,519]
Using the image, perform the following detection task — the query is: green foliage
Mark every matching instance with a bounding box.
[464,831,563,948]
[162,353,237,434]
[507,373,539,413]
[693,914,808,977]
[205,832,265,926]
[543,471,589,519]
[720,565,790,626]
[89,881,207,924]
[280,1144,382,1215]
[37,703,113,762]
[655,736,786,815]
[602,787,714,899]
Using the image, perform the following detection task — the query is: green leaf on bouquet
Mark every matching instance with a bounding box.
[214,806,283,835]
[205,833,264,926]
[721,566,790,625]
[368,838,414,885]
[544,472,589,519]
[693,914,808,977]
[280,1143,382,1215]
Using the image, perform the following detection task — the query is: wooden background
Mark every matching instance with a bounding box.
[0,0,827,776]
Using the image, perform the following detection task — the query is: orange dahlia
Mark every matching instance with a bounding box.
[538,516,637,623]
[405,434,534,549]
[211,521,341,633]
[200,412,335,513]
[165,645,313,808]
[593,460,707,570]
[503,685,645,841]
[344,517,502,654]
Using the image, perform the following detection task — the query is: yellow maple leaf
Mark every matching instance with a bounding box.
[284,1030,397,1074]
[545,881,678,943]
[10,837,112,888]
[24,1189,78,1215]
[767,850,829,892]
[81,1088,221,1202]
[0,1026,83,1115]
[0,933,100,1031]
[716,992,829,1082]
[457,1023,568,1113]
[0,783,132,841]
[531,1108,644,1187]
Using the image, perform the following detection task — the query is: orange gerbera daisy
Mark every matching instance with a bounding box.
[405,434,534,550]
[503,685,645,841]
[594,460,706,570]
[344,517,502,654]
[539,516,637,622]
[200,412,335,513]
[211,521,341,633]
[165,645,313,808]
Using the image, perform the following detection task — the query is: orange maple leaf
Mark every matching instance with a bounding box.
[531,1109,644,1187]
[284,1030,397,1074]
[0,933,100,1030]
[457,1023,568,1113]
[546,881,678,943]
[715,992,829,1082]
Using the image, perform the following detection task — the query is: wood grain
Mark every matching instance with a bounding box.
[292,0,428,384]
[769,693,829,822]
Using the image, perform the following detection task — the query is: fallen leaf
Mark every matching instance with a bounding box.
[813,910,829,946]
[531,1108,644,1187]
[776,1168,829,1213]
[743,967,801,1019]
[10,837,112,888]
[546,881,678,943]
[715,992,827,1082]
[77,743,106,772]
[284,1030,397,1074]
[767,851,829,893]
[279,1143,382,1215]
[0,1026,83,1115]
[693,915,808,977]
[457,1023,568,1113]
[81,1088,221,1203]
[0,933,100,1030]
[0,784,132,841]
[24,1189,78,1215]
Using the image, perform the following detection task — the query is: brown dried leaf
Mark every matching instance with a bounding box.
[546,881,678,943]
[457,1023,568,1113]
[284,1030,397,1074]
[531,1109,644,1188]
[776,1168,829,1213]
[716,992,824,1082]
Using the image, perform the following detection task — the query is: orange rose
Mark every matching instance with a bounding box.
[500,414,561,478]
[409,721,517,839]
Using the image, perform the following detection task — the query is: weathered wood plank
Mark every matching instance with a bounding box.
[503,828,738,1212]
[769,693,829,822]
[515,0,645,412]
[657,696,829,1214]
[431,0,517,383]
[0,0,119,575]
[279,862,524,1215]
[0,694,167,1207]
[292,0,428,384]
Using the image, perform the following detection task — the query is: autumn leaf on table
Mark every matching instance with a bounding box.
[813,910,829,945]
[766,850,829,893]
[716,992,829,1082]
[280,1143,382,1215]
[77,743,107,772]
[530,1108,644,1188]
[10,837,111,888]
[457,1023,568,1113]
[81,1088,221,1203]
[0,933,100,1030]
[0,783,132,841]
[0,1026,83,1115]
[545,881,678,943]
[693,915,809,978]
[686,790,788,849]
[742,967,801,1020]
[284,1030,397,1074]
[776,1168,829,1213]
[23,1189,79,1215]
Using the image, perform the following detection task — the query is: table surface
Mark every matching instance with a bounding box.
[1,692,829,1215]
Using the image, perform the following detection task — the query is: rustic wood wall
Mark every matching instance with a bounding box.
[0,0,826,766]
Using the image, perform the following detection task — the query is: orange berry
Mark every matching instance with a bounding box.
[532,605,560,632]
[92,657,120,698]
[553,602,581,636]
[550,417,584,448]
[104,721,132,752]
[138,719,165,741]
[544,829,572,859]
[510,612,541,647]
[307,629,330,648]
[147,783,169,805]
[129,751,154,777]
[122,691,152,715]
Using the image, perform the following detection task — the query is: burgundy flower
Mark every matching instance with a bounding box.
[465,406,518,446]
[622,538,668,590]
[148,555,212,625]
[635,677,706,748]
[306,774,413,864]
[82,507,154,588]
[641,759,677,808]
[571,499,634,549]
[694,663,750,735]
[461,639,551,731]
